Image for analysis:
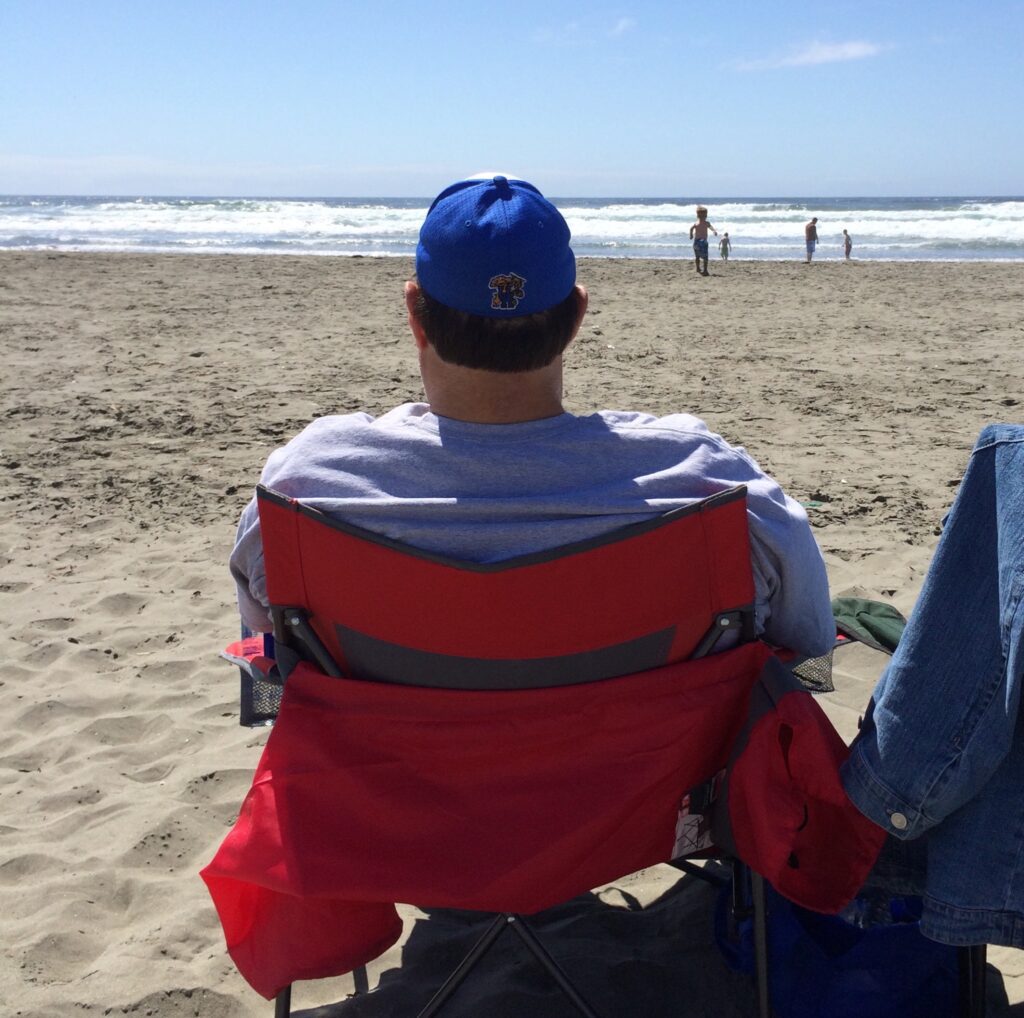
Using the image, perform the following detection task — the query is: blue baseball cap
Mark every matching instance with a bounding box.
[415,175,576,318]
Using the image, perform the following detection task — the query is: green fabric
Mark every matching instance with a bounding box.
[831,597,908,655]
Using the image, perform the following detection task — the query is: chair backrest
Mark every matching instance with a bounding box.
[203,483,887,1001]
[256,483,757,688]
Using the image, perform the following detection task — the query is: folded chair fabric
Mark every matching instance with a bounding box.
[202,485,885,1000]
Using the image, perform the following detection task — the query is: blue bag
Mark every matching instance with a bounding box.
[716,882,959,1018]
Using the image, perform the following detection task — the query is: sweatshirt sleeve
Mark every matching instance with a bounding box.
[746,486,834,658]
[228,493,273,633]
[687,430,834,657]
[226,414,370,634]
[632,416,835,658]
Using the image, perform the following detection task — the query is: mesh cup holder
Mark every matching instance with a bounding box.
[236,630,283,727]
[792,649,835,693]
[240,667,283,727]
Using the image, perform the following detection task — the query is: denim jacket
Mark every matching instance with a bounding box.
[842,424,1024,947]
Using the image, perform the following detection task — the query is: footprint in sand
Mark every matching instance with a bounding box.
[21,929,108,983]
[0,853,65,884]
[32,616,77,632]
[82,713,170,747]
[122,809,208,869]
[93,592,148,615]
[16,698,82,730]
[181,768,252,805]
[121,989,249,1018]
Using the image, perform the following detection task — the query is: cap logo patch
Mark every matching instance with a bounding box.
[488,272,526,311]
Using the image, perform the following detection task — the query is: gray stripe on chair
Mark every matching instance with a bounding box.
[334,624,677,690]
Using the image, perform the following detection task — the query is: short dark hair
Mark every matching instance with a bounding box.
[413,285,579,373]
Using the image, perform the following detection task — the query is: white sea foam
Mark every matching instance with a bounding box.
[1,196,1022,260]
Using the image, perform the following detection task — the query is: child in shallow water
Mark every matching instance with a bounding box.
[689,205,718,276]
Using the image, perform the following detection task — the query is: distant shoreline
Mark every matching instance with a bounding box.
[4,194,1022,261]
[3,249,1023,264]
[4,193,1024,201]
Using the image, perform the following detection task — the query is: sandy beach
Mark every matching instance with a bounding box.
[2,251,1023,1016]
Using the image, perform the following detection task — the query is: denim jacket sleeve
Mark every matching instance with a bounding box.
[842,425,1024,839]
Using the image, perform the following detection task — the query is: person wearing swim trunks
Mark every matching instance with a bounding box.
[719,232,731,260]
[843,228,852,260]
[689,205,718,276]
[804,217,818,263]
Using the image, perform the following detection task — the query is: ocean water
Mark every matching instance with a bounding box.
[2,195,1023,261]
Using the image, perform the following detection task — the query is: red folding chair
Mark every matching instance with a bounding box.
[203,484,885,1016]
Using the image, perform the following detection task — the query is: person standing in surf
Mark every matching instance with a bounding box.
[689,205,718,276]
[804,217,819,263]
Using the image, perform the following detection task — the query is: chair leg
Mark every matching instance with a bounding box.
[273,984,291,1017]
[417,913,510,1018]
[971,945,988,1018]
[509,914,601,1018]
[668,857,731,889]
[958,944,987,1018]
[353,964,369,994]
[750,872,772,1018]
[417,912,601,1018]
[272,967,366,1015]
[729,858,755,919]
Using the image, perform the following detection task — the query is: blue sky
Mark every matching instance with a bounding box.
[3,0,1023,197]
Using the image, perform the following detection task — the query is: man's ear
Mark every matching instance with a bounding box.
[568,284,589,343]
[405,280,428,350]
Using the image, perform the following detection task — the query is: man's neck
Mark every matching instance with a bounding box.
[420,349,566,425]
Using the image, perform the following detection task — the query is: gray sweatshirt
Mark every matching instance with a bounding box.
[230,403,834,656]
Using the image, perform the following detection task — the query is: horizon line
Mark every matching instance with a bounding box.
[3,192,1023,202]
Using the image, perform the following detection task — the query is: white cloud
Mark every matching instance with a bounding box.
[731,39,887,72]
[534,16,636,46]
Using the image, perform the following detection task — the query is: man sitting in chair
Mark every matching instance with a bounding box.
[230,174,834,659]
